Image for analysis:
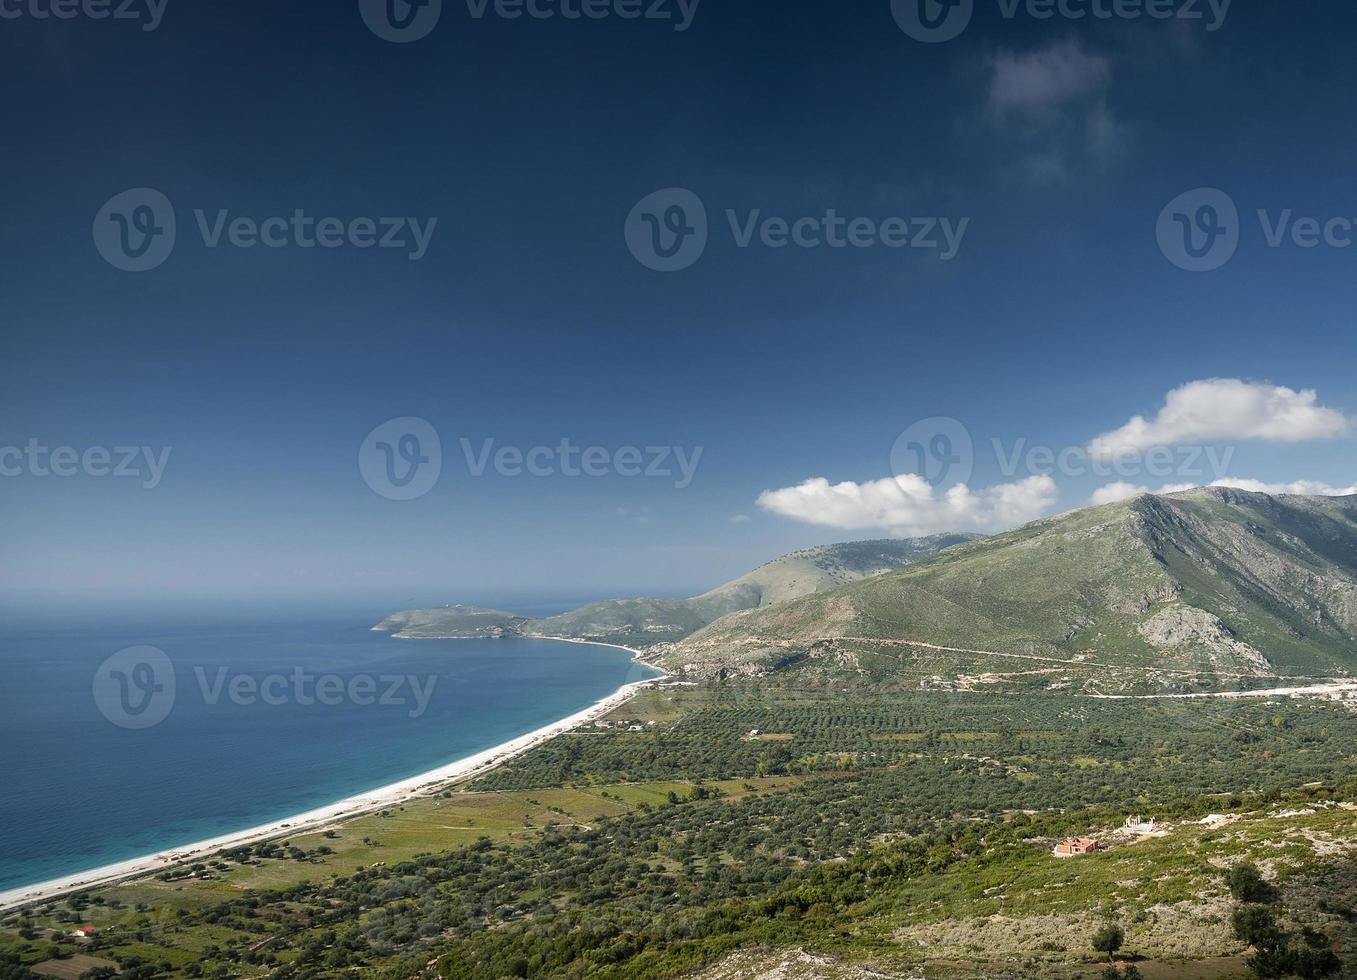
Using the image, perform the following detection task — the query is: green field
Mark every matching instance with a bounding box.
[5,686,1357,980]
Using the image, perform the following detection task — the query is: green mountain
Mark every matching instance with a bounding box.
[663,488,1357,690]
[370,605,531,639]
[372,535,976,645]
[530,535,977,643]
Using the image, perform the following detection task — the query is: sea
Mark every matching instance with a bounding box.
[0,602,659,892]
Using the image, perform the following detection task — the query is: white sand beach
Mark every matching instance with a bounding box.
[0,648,665,911]
[1089,679,1357,700]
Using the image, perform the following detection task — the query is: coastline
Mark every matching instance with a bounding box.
[0,639,666,912]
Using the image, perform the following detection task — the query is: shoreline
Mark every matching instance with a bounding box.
[0,639,667,912]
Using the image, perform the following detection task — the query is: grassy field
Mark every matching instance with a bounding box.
[26,775,805,907]
[6,687,1357,979]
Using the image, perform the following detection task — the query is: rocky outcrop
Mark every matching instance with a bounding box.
[1137,604,1274,676]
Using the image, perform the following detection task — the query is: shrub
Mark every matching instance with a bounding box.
[1091,923,1124,962]
[1233,904,1285,952]
[1229,862,1276,904]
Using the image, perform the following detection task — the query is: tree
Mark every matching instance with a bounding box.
[1233,902,1342,980]
[1229,862,1276,903]
[1,950,37,980]
[1092,923,1125,962]
[1100,968,1143,980]
[1290,946,1341,979]
[1233,904,1285,952]
[1247,945,1295,979]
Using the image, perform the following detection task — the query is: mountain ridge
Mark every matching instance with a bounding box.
[371,534,978,644]
[659,488,1357,691]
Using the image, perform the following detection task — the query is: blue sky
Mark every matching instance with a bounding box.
[3,0,1356,608]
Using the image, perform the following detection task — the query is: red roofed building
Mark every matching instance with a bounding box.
[1053,837,1099,857]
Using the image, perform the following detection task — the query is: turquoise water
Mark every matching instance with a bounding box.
[0,615,657,891]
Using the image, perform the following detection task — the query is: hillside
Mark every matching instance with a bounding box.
[663,488,1357,690]
[372,535,976,645]
[41,681,1357,980]
[370,605,531,639]
[530,535,977,643]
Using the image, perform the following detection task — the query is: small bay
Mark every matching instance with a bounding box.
[0,614,656,891]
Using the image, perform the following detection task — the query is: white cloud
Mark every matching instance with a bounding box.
[1211,477,1357,497]
[984,40,1128,181]
[1089,480,1199,505]
[756,474,1058,538]
[729,514,750,524]
[1089,477,1357,505]
[1089,379,1350,459]
[1089,481,1150,505]
[987,41,1110,116]
[1085,98,1132,163]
